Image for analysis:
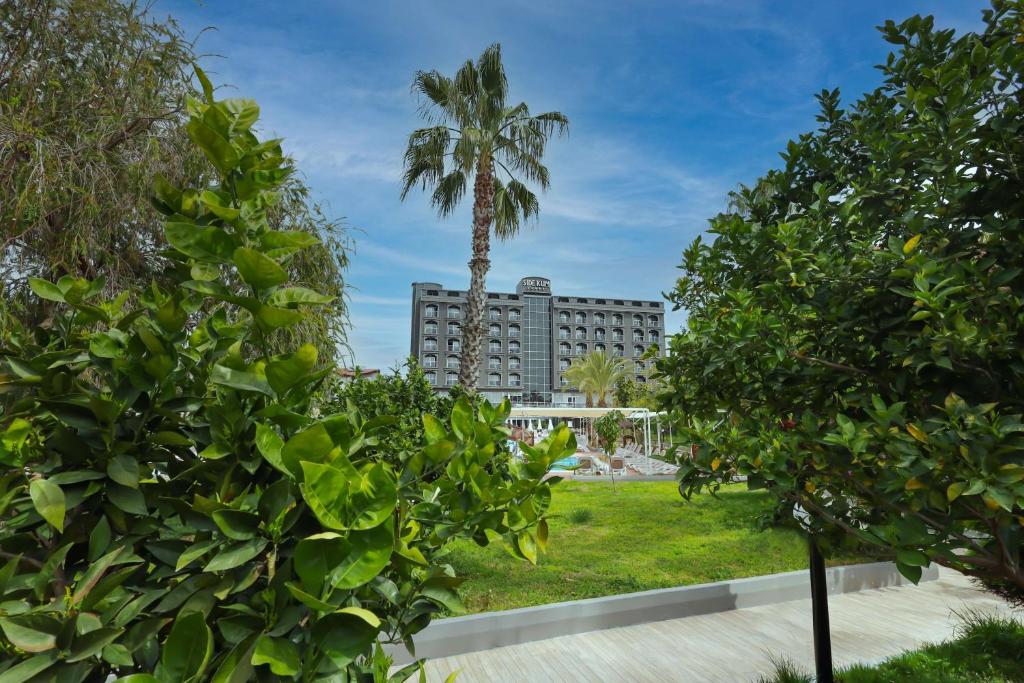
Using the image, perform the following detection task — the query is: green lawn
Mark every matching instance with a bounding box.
[446,480,870,613]
[761,613,1024,682]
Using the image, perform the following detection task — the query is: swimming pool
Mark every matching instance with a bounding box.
[550,455,579,470]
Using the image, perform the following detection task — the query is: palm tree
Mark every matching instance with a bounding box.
[401,44,569,391]
[564,352,631,408]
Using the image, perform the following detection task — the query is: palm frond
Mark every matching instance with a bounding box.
[412,70,468,125]
[431,170,467,217]
[495,139,551,188]
[400,126,450,199]
[476,43,508,119]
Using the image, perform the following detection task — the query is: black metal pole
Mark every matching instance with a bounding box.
[809,538,834,683]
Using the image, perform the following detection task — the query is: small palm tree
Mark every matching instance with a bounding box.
[564,352,631,408]
[401,44,569,391]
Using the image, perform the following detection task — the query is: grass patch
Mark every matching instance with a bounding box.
[446,480,869,613]
[758,613,1024,682]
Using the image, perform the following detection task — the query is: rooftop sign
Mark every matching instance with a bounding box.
[517,276,551,296]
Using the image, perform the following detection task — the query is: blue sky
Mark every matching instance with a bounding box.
[159,0,986,370]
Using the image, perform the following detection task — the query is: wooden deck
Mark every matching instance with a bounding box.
[419,569,1020,682]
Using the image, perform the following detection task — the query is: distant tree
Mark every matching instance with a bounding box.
[565,352,631,407]
[400,44,568,391]
[660,4,1024,591]
[0,0,350,362]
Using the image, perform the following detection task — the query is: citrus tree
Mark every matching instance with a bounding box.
[660,4,1024,591]
[0,74,571,681]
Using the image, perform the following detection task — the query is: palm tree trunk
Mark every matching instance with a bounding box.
[459,154,495,391]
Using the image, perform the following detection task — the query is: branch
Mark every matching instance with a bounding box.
[788,350,870,376]
[0,550,44,570]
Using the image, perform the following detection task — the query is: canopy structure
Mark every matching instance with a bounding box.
[506,406,671,456]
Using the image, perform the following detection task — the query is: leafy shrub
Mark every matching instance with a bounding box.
[661,4,1024,590]
[0,74,572,681]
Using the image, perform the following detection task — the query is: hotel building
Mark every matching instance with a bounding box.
[409,276,666,406]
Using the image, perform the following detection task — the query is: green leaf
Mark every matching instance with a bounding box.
[107,455,140,489]
[255,423,290,476]
[176,539,220,571]
[164,222,236,260]
[88,516,111,561]
[107,483,148,516]
[186,118,240,176]
[232,247,288,290]
[330,523,394,590]
[66,627,123,662]
[0,615,60,652]
[251,635,300,676]
[946,481,967,502]
[281,424,336,477]
[210,634,258,683]
[259,230,319,250]
[451,398,473,440]
[28,278,65,303]
[312,611,379,669]
[896,549,929,567]
[896,562,923,584]
[294,533,346,595]
[300,461,396,531]
[0,652,59,683]
[159,612,213,683]
[194,64,215,103]
[267,287,334,307]
[284,582,336,612]
[266,344,318,395]
[422,414,447,443]
[210,365,275,397]
[204,539,268,572]
[29,479,65,532]
[212,509,261,540]
[254,304,303,330]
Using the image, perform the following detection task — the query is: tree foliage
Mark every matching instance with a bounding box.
[661,4,1024,589]
[0,80,570,681]
[0,0,349,363]
[564,352,632,407]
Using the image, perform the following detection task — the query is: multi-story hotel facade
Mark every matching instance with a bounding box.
[409,276,666,406]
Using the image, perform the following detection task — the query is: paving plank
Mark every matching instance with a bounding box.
[418,569,1021,682]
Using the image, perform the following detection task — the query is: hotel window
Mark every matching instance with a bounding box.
[425,371,436,385]
[559,358,570,371]
[613,344,624,357]
[637,375,647,383]
[612,328,624,342]
[558,326,571,339]
[566,395,577,405]
[648,315,659,326]
[575,311,587,324]
[424,337,438,351]
[595,343,606,353]
[488,356,502,370]
[446,355,460,369]
[489,323,502,336]
[633,314,644,326]
[594,327,605,341]
[509,373,521,387]
[445,372,458,386]
[634,344,644,357]
[424,322,438,334]
[509,341,521,353]
[488,307,502,320]
[508,356,521,369]
[447,322,461,335]
[576,342,587,355]
[635,360,645,371]
[560,375,569,387]
[649,330,659,343]
[559,311,571,323]
[633,329,644,342]
[508,308,521,321]
[488,373,501,387]
[489,339,502,353]
[425,304,438,318]
[612,313,623,325]
[594,312,605,324]
[447,305,461,318]
[423,354,437,368]
[508,324,520,338]
[575,326,587,340]
[447,339,461,352]
[559,342,571,355]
